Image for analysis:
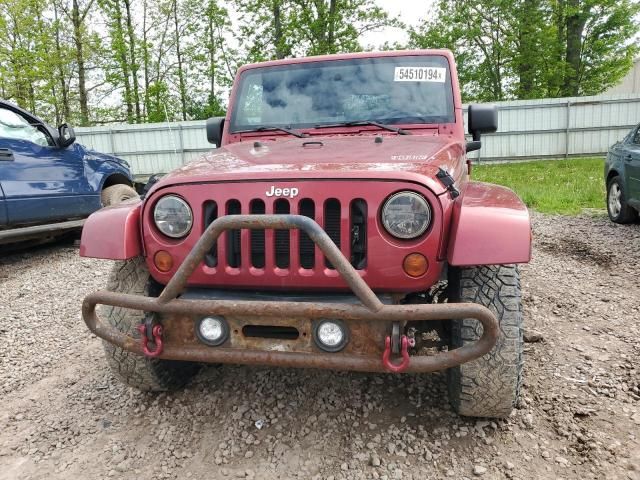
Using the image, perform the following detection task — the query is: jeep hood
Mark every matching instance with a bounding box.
[152,135,466,196]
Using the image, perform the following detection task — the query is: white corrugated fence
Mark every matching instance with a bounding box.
[75,93,640,177]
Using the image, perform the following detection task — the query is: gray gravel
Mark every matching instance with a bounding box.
[0,213,639,480]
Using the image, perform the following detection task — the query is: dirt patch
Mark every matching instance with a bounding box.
[0,213,639,480]
[538,237,615,267]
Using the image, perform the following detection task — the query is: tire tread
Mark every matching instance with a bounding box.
[101,257,199,391]
[447,265,523,418]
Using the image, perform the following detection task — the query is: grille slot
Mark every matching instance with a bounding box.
[226,200,241,268]
[203,201,218,267]
[298,199,315,269]
[324,199,341,269]
[250,200,266,268]
[350,199,367,270]
[274,199,290,268]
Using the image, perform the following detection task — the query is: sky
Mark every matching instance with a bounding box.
[361,1,435,48]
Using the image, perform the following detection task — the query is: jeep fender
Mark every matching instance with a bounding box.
[80,201,142,259]
[447,181,531,266]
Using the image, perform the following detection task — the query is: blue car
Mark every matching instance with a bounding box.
[0,100,137,246]
[605,123,640,223]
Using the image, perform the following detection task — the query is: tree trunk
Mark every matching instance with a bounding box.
[71,0,90,125]
[53,3,71,122]
[327,0,337,53]
[111,0,134,122]
[516,0,537,98]
[123,0,141,122]
[208,3,215,101]
[563,0,586,96]
[173,0,187,120]
[142,0,150,120]
[273,0,285,59]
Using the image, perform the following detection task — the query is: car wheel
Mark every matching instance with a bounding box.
[101,184,139,207]
[607,176,637,224]
[101,257,200,391]
[446,265,523,418]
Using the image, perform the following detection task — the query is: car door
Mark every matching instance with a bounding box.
[0,181,7,227]
[0,104,93,226]
[624,126,640,203]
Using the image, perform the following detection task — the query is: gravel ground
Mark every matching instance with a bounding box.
[0,213,638,480]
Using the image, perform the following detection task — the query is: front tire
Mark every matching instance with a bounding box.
[101,184,139,207]
[607,176,637,224]
[447,265,523,418]
[102,257,200,391]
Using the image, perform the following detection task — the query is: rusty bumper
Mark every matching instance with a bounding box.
[82,214,499,374]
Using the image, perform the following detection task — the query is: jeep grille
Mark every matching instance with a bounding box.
[202,197,367,271]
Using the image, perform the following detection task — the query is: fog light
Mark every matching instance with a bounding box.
[195,316,229,346]
[313,319,349,352]
[403,253,428,277]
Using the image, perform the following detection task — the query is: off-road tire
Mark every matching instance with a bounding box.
[101,256,199,391]
[447,265,523,418]
[101,184,139,207]
[607,176,637,224]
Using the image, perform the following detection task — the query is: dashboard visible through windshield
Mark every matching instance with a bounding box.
[229,55,455,132]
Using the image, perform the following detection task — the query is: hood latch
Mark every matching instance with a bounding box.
[436,168,460,199]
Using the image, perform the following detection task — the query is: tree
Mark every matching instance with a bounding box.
[58,0,97,125]
[291,0,398,56]
[199,0,234,117]
[236,0,399,60]
[558,0,640,96]
[409,0,640,101]
[52,2,73,124]
[409,0,517,101]
[0,0,50,112]
[100,0,136,122]
[123,0,142,121]
[235,0,293,61]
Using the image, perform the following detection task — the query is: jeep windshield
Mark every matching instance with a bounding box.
[229,55,455,133]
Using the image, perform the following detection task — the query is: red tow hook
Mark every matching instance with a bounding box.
[136,323,164,357]
[382,335,413,373]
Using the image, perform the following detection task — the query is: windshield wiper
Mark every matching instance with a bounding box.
[314,120,412,135]
[233,125,308,138]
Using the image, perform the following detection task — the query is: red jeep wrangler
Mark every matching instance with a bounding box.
[80,50,531,418]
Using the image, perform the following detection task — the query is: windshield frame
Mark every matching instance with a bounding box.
[228,53,457,134]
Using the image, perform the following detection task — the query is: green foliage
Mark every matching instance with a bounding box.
[573,0,640,96]
[0,0,60,112]
[409,0,640,102]
[236,0,399,61]
[0,0,637,124]
[473,157,606,215]
[146,81,173,122]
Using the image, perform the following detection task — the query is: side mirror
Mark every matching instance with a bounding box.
[206,117,225,147]
[466,104,497,153]
[57,123,76,148]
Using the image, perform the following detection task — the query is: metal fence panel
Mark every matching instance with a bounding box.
[76,93,640,176]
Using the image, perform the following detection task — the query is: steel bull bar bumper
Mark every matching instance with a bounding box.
[82,215,499,373]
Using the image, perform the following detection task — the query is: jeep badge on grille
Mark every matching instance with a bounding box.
[266,186,299,198]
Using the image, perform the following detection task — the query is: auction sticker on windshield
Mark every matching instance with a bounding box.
[394,67,446,83]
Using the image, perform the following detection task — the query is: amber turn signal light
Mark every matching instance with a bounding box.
[154,250,174,272]
[403,253,428,278]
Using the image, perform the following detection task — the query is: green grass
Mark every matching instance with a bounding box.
[473,157,606,215]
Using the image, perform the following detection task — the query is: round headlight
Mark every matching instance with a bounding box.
[381,191,431,239]
[153,195,193,238]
